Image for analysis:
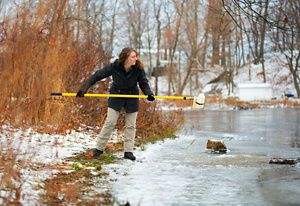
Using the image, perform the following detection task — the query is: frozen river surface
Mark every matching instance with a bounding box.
[105,109,300,206]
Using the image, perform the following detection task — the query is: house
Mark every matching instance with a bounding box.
[236,83,273,101]
[139,48,183,76]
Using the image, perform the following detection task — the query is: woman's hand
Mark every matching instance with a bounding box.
[147,94,155,101]
[76,90,85,97]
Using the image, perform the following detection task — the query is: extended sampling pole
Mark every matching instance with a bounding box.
[51,92,205,109]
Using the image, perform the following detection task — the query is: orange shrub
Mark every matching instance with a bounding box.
[0,1,185,140]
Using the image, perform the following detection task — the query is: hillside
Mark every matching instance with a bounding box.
[152,53,296,99]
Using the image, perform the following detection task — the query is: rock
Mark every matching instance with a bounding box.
[206,139,227,153]
[206,139,227,149]
[269,158,299,165]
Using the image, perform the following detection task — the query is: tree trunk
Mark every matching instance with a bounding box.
[154,2,162,95]
[177,58,193,95]
[212,35,220,66]
[168,1,183,95]
[221,35,226,66]
[145,1,153,79]
[108,0,118,56]
[235,25,239,74]
[76,0,81,42]
[227,34,232,95]
[259,0,269,83]
[287,27,300,97]
[201,32,208,67]
[238,6,246,66]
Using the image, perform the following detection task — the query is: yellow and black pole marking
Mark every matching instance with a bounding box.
[51,92,205,108]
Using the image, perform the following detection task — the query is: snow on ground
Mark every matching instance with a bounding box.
[150,53,297,101]
[233,53,295,98]
[152,53,299,111]
[0,53,299,204]
[0,125,123,205]
[149,65,223,97]
[199,53,297,99]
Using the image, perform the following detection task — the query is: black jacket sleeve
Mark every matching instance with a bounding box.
[78,64,113,93]
[138,69,153,95]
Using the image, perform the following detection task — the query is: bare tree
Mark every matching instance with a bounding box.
[145,1,155,79]
[223,0,299,95]
[125,0,146,51]
[177,0,206,95]
[222,0,270,82]
[107,0,119,56]
[0,0,3,16]
[275,0,300,97]
[153,0,162,95]
[96,0,106,50]
[163,0,184,95]
[207,0,223,66]
[258,0,269,83]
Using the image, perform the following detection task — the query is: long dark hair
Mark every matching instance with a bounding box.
[118,47,144,69]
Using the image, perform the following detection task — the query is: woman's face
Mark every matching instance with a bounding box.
[125,51,137,67]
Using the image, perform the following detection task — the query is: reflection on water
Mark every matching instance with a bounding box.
[189,108,300,148]
[107,109,300,205]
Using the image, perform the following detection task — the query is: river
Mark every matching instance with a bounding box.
[104,108,300,206]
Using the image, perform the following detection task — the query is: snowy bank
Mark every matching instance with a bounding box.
[0,125,123,205]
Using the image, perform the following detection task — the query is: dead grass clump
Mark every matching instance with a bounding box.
[259,98,300,107]
[0,0,107,129]
[224,96,239,105]
[0,142,28,205]
[165,99,192,108]
[42,153,115,205]
[278,98,300,107]
[205,95,223,104]
[135,101,184,144]
[43,178,82,205]
[225,97,260,109]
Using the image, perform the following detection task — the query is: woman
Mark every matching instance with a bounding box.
[76,48,155,161]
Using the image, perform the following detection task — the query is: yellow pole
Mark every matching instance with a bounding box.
[51,92,195,100]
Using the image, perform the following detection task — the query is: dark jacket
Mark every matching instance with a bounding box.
[78,60,153,113]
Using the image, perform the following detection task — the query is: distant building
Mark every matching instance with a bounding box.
[139,48,183,76]
[236,83,273,101]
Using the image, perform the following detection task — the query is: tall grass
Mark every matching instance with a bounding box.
[0,139,33,205]
[0,0,185,136]
[0,2,184,204]
[0,1,106,129]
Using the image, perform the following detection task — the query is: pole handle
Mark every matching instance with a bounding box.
[50,92,195,100]
[51,92,63,96]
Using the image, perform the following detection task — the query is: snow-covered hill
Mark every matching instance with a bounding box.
[231,53,295,99]
[151,53,296,99]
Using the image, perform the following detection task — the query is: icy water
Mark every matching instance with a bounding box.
[105,108,300,206]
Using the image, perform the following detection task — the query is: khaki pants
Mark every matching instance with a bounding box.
[96,108,138,152]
